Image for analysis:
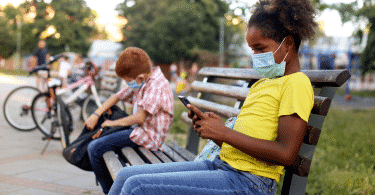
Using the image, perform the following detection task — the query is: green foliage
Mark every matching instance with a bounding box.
[2,0,98,56]
[47,0,97,56]
[0,16,16,58]
[116,0,246,64]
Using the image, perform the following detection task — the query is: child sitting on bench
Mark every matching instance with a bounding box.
[84,47,174,194]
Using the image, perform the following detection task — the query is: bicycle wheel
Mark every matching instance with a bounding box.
[81,89,125,121]
[31,93,61,140]
[3,86,41,131]
[57,96,72,148]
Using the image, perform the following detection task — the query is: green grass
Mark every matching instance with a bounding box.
[167,101,375,194]
[0,68,29,76]
[305,108,375,194]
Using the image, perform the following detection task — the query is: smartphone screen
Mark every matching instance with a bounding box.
[178,95,191,107]
[178,95,198,117]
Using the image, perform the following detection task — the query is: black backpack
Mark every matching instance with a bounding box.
[62,105,130,171]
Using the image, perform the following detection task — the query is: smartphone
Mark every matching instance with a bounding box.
[178,95,191,107]
[178,95,198,118]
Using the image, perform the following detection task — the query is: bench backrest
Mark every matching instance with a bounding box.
[181,67,351,195]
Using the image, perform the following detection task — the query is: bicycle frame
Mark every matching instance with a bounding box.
[55,75,102,108]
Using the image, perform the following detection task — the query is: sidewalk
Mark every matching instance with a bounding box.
[0,75,103,195]
[0,113,103,195]
[331,94,375,109]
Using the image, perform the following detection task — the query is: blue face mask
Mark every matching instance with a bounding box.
[252,38,289,78]
[126,80,144,90]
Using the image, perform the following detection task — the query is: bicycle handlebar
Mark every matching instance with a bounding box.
[29,55,63,75]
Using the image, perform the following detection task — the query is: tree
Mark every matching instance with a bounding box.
[317,0,375,75]
[3,0,98,56]
[48,0,98,55]
[0,14,16,58]
[116,0,246,64]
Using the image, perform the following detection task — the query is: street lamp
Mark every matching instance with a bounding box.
[219,17,225,67]
[15,15,22,70]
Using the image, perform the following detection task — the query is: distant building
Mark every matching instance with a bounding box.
[88,40,123,70]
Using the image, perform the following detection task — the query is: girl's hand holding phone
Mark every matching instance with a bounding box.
[188,104,228,141]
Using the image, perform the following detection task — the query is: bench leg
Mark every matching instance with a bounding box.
[95,177,99,186]
[185,126,200,155]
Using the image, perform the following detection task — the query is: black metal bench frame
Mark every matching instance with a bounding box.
[102,67,350,195]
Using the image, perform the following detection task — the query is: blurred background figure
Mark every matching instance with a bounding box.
[170,63,178,83]
[69,53,85,83]
[175,65,190,96]
[58,55,72,88]
[31,40,50,91]
[188,62,199,83]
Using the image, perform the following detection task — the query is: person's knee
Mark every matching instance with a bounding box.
[87,139,100,156]
[122,175,144,194]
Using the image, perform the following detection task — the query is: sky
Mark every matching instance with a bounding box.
[0,0,361,39]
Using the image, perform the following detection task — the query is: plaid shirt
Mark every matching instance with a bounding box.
[116,66,174,151]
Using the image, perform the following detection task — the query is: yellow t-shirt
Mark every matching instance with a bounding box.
[220,72,314,182]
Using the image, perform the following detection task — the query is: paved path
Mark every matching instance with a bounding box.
[0,74,103,195]
[332,94,375,109]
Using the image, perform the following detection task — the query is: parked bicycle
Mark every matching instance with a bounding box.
[3,86,41,131]
[3,55,124,149]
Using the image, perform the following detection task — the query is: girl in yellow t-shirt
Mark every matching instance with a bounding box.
[108,0,317,194]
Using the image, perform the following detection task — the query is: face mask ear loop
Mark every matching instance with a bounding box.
[274,37,287,54]
[283,52,289,62]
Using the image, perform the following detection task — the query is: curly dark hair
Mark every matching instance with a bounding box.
[248,0,317,50]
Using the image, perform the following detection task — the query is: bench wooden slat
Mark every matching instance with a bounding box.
[304,126,322,146]
[287,155,311,177]
[152,151,174,163]
[166,142,196,161]
[191,81,332,116]
[198,68,350,87]
[188,97,240,118]
[102,77,118,83]
[138,147,162,164]
[103,151,123,180]
[121,147,146,166]
[312,96,332,116]
[103,71,117,77]
[161,144,187,162]
[191,81,249,100]
[181,112,191,124]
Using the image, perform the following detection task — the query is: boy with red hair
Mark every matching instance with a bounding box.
[85,47,174,194]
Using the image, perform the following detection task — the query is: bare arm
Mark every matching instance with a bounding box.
[84,94,120,130]
[189,104,307,166]
[101,107,149,128]
[46,53,50,63]
[30,56,37,70]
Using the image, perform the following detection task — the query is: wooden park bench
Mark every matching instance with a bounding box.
[98,69,123,92]
[102,67,350,195]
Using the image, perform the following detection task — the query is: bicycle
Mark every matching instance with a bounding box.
[2,56,89,132]
[29,56,124,149]
[3,86,41,131]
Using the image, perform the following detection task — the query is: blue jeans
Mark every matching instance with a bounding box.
[88,129,137,194]
[108,156,277,195]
